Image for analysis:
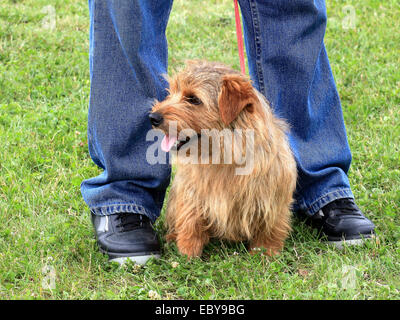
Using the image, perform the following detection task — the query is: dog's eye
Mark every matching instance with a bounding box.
[186,95,202,105]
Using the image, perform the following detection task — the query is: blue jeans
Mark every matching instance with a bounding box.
[81,0,354,221]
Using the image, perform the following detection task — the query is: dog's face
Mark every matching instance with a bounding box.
[150,61,260,152]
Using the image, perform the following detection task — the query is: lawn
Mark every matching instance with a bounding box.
[0,0,399,300]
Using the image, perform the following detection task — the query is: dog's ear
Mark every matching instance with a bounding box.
[218,74,257,126]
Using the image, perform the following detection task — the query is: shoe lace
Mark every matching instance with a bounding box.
[324,198,361,217]
[116,213,146,232]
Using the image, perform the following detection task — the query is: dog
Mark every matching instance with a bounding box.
[150,60,297,258]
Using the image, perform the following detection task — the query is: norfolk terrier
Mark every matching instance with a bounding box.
[150,60,297,258]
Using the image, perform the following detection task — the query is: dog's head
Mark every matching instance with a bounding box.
[150,60,262,152]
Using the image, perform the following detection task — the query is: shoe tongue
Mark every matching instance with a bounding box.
[161,135,177,152]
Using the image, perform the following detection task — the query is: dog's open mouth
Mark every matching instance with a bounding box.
[161,134,200,152]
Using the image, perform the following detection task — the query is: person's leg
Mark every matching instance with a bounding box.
[238,0,353,215]
[81,0,173,222]
[81,0,173,263]
[238,0,375,245]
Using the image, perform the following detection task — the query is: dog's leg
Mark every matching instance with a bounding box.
[249,223,290,256]
[165,232,177,242]
[175,211,209,258]
[249,236,284,256]
[165,185,178,243]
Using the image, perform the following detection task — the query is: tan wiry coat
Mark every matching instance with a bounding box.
[151,61,297,257]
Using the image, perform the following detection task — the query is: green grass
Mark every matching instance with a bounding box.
[0,0,399,300]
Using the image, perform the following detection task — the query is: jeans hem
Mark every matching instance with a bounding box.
[295,188,354,217]
[90,203,158,222]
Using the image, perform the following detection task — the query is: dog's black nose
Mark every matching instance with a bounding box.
[149,112,163,127]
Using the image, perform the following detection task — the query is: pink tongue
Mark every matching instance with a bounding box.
[161,135,177,152]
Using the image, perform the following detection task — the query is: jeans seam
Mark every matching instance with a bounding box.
[304,14,327,112]
[246,0,265,95]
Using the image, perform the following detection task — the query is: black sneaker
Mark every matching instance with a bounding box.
[91,212,161,264]
[299,198,375,248]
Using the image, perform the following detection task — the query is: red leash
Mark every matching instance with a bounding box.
[234,0,246,75]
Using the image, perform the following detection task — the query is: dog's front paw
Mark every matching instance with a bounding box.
[176,237,205,258]
[249,239,283,256]
[165,232,177,242]
[249,246,280,257]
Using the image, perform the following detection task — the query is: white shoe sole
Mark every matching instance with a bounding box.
[328,235,375,250]
[110,254,161,265]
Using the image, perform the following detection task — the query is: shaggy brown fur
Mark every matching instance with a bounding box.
[151,60,297,258]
